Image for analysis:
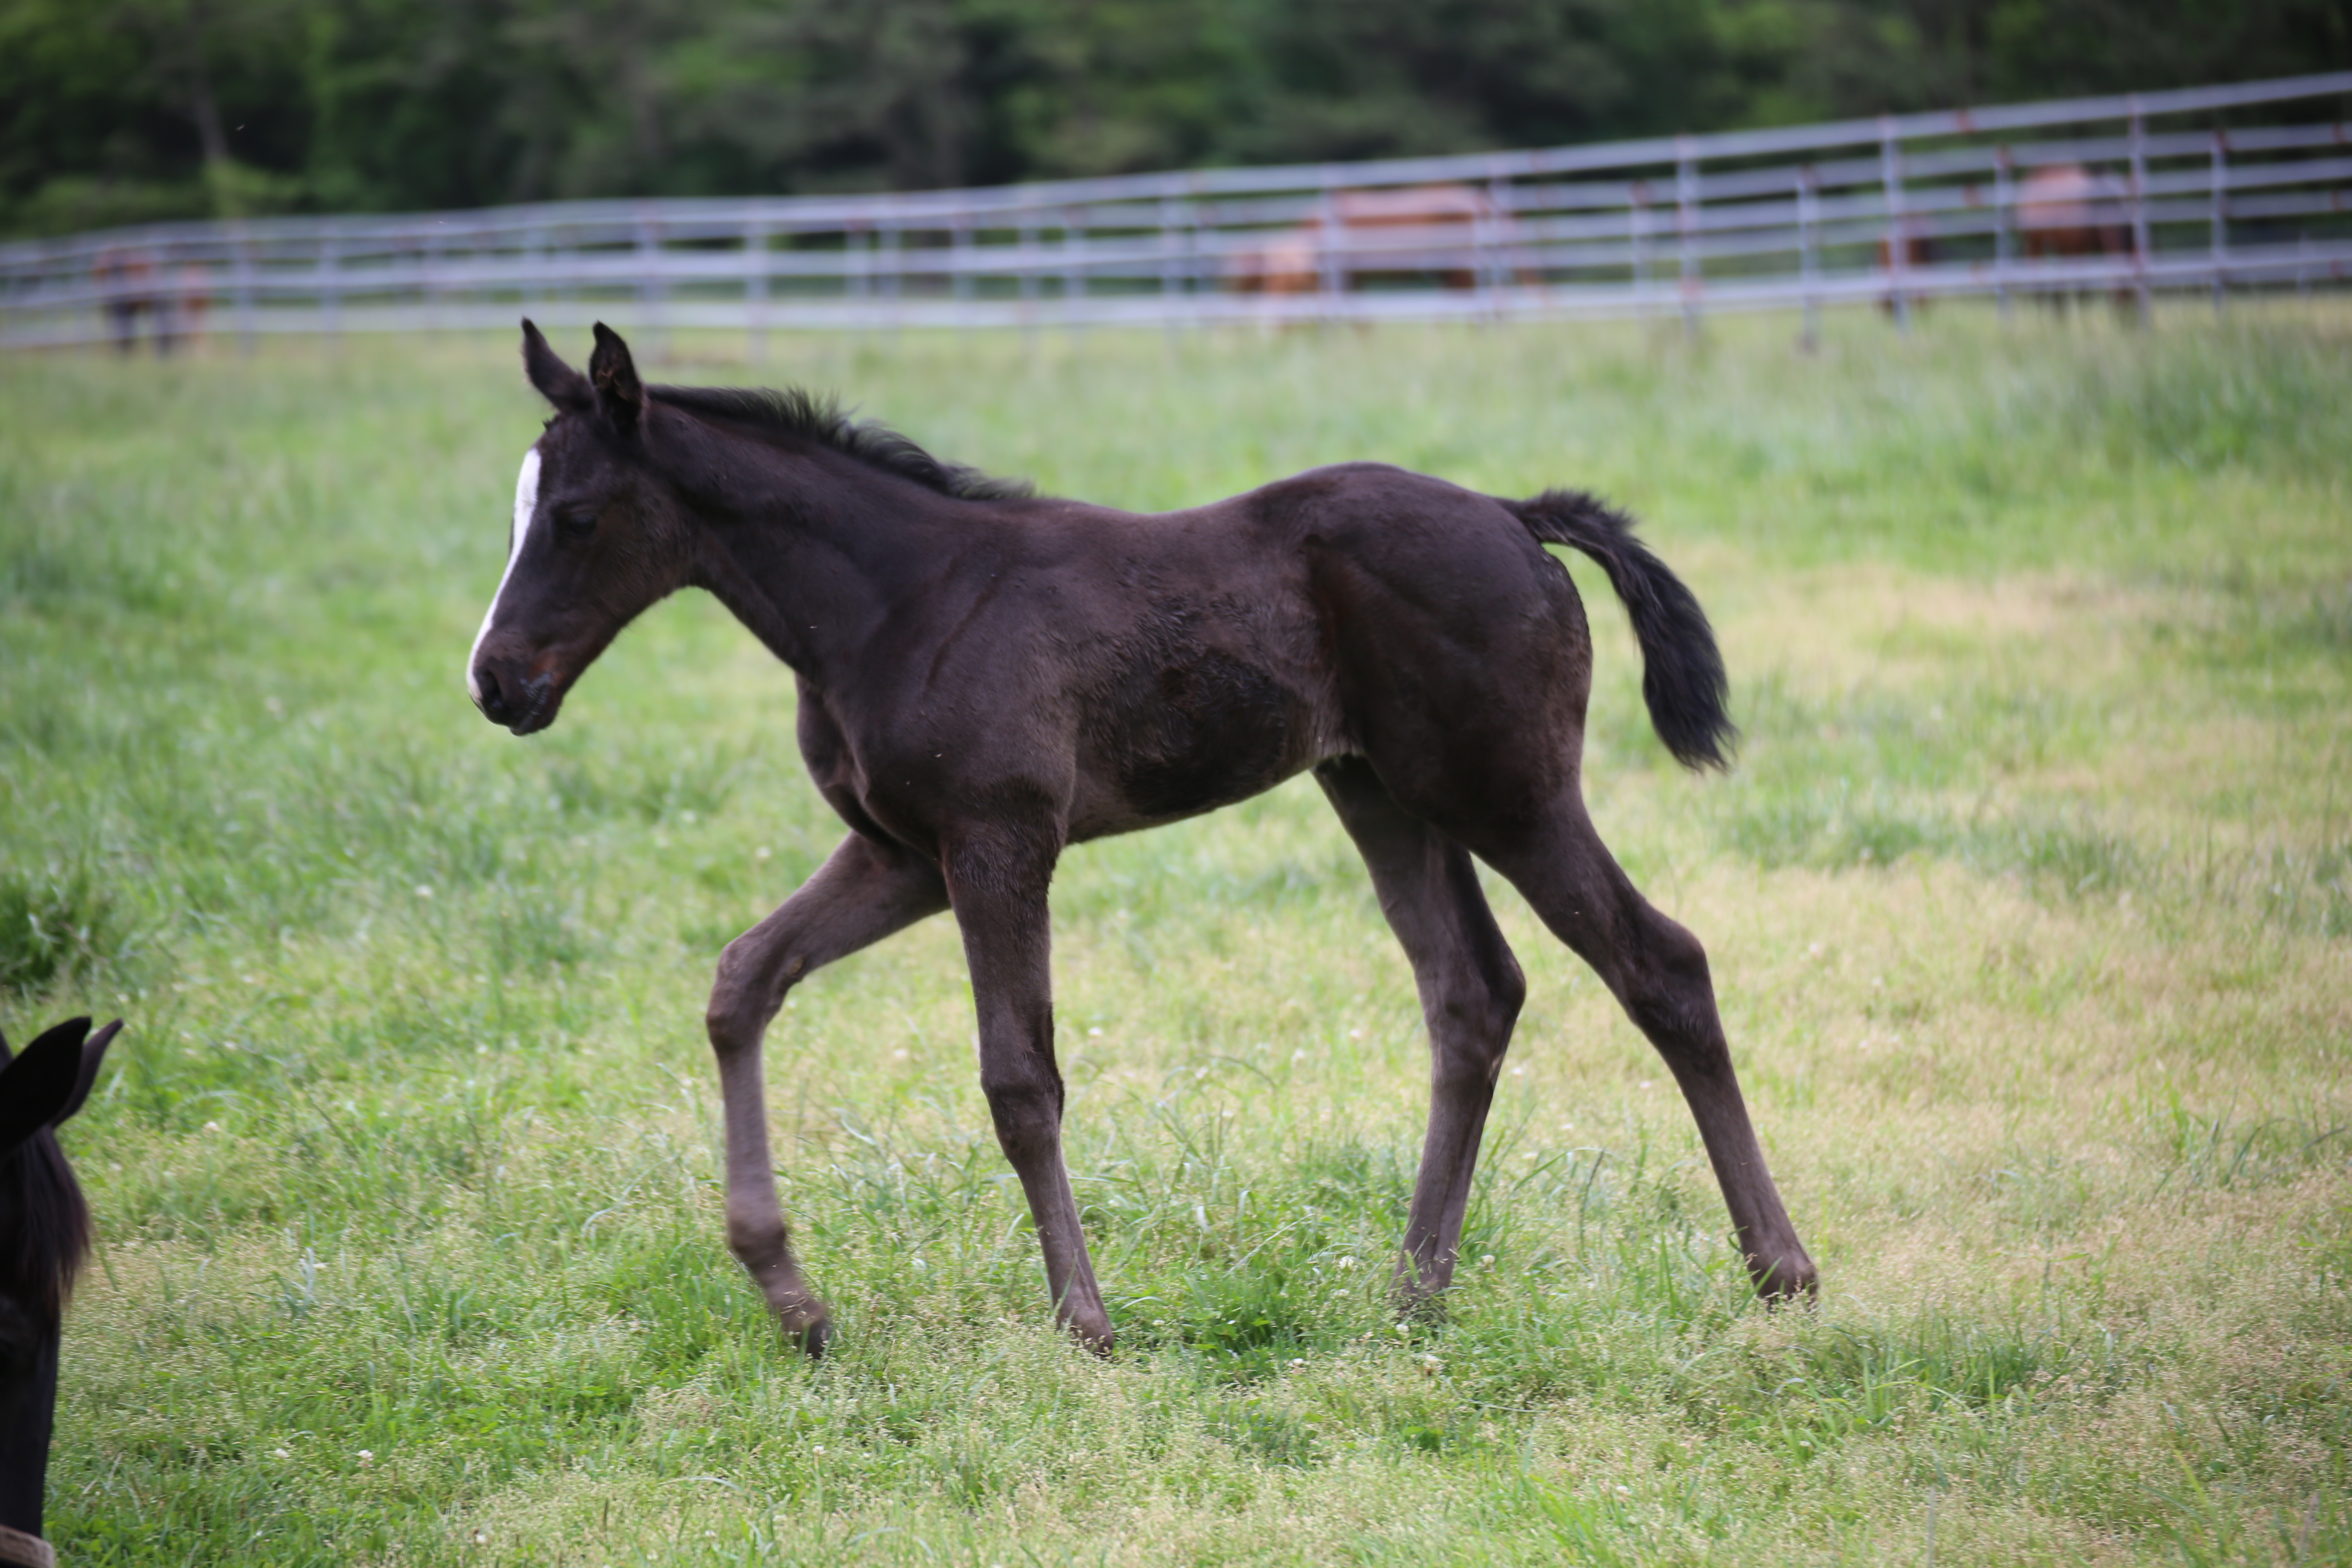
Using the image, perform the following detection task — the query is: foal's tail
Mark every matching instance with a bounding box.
[1508,490,1735,771]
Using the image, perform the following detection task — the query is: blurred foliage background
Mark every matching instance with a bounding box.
[2,0,2348,238]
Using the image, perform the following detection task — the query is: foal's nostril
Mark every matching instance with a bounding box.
[474,665,509,719]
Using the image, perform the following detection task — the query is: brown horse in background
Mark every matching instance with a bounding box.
[2021,164,2138,307]
[1226,184,1528,295]
[1877,221,1938,316]
[91,248,207,355]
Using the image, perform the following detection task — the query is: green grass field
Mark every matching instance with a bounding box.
[2,304,2348,1566]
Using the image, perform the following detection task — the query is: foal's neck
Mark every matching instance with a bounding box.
[671,430,976,683]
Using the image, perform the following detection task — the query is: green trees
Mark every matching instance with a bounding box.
[2,0,2345,235]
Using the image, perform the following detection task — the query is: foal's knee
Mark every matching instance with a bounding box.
[1426,952,1526,1088]
[1488,954,1529,1033]
[978,1063,1065,1164]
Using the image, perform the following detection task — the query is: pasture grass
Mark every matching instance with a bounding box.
[2,300,2348,1565]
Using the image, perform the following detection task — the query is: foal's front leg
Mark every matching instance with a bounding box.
[942,826,1113,1352]
[707,833,948,1352]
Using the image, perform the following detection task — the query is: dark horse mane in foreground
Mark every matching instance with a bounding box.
[471,320,1814,1359]
[0,1016,120,1564]
[639,385,1035,503]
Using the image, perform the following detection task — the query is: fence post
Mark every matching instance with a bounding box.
[1183,177,1205,321]
[1880,116,1909,333]
[954,213,975,306]
[2209,130,2228,317]
[2128,97,2152,325]
[319,220,341,342]
[1157,194,1178,309]
[1067,203,1093,335]
[558,219,576,322]
[1481,166,1508,317]
[746,217,769,360]
[1993,146,2014,318]
[233,222,257,354]
[1630,183,1649,305]
[458,223,475,331]
[428,220,449,334]
[635,207,662,346]
[1676,136,1699,339]
[1798,166,1820,352]
[1017,213,1038,310]
[1318,174,1343,311]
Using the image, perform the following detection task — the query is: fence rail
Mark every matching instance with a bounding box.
[7,71,2350,349]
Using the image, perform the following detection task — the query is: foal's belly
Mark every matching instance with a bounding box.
[1068,640,1340,839]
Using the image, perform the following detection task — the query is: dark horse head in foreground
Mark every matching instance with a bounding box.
[0,1016,119,1564]
[469,321,1816,1354]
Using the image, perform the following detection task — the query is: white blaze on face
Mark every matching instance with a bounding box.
[467,447,543,700]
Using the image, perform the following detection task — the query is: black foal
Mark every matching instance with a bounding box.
[467,321,1816,1354]
[0,1017,119,1565]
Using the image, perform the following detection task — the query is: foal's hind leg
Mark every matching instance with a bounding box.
[706,832,949,1352]
[1317,757,1528,1316]
[1486,797,1817,1298]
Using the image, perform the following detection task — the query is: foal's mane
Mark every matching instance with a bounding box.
[653,385,1034,502]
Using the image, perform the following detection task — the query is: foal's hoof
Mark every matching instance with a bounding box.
[1751,1253,1820,1303]
[1388,1273,1451,1327]
[1065,1316,1116,1358]
[769,1295,835,1357]
[1390,1294,1448,1329]
[786,1315,834,1357]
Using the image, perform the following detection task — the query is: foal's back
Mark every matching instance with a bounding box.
[953,461,1588,842]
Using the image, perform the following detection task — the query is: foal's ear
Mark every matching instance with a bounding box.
[0,1017,90,1156]
[55,1018,120,1128]
[588,322,646,434]
[521,319,592,411]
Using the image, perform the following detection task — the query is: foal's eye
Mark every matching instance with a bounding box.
[555,508,599,541]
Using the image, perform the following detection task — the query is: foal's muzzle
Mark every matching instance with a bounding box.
[470,661,556,735]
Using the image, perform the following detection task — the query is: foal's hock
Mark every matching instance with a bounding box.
[467,321,1816,1354]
